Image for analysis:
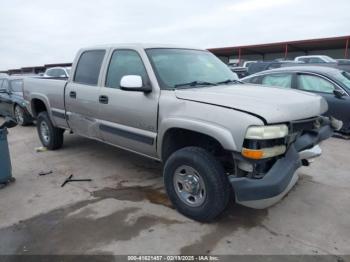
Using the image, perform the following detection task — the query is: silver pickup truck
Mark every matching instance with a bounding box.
[23,44,340,221]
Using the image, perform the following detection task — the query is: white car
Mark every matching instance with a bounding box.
[294,55,336,64]
[44,67,71,78]
[242,60,257,68]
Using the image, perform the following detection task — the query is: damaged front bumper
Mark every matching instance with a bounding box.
[229,117,339,209]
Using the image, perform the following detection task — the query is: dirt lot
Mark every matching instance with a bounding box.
[0,117,349,255]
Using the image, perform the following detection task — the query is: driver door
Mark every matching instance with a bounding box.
[98,49,159,157]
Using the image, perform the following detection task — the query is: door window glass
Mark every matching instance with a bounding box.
[297,74,335,93]
[106,50,148,89]
[74,50,106,85]
[261,74,292,88]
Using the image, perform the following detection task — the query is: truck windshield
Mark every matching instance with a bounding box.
[146,48,237,89]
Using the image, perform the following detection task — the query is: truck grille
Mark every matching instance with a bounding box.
[289,117,321,133]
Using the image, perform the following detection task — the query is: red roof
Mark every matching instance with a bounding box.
[208,35,350,56]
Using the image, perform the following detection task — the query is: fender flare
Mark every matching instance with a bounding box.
[157,117,238,158]
[29,94,56,125]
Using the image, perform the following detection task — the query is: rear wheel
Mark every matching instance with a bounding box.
[164,146,231,222]
[14,105,31,126]
[37,112,64,150]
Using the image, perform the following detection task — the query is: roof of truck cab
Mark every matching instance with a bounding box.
[81,43,203,50]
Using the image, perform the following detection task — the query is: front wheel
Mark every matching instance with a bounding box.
[163,147,231,222]
[37,112,64,150]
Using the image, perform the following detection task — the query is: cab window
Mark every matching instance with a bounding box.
[74,50,106,86]
[261,73,292,88]
[297,74,335,93]
[105,50,148,89]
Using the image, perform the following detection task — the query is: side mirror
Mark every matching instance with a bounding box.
[0,117,17,129]
[120,75,151,92]
[333,89,346,99]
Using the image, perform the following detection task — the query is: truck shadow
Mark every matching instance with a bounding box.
[1,132,270,254]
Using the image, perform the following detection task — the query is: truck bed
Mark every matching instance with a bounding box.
[23,77,69,129]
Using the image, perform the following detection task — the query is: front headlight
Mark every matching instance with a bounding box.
[242,124,289,160]
[245,124,289,140]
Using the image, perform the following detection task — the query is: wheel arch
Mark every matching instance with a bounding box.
[158,118,237,162]
[30,95,50,118]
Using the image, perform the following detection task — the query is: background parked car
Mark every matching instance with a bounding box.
[0,76,33,126]
[242,66,350,134]
[294,55,336,63]
[247,60,302,75]
[336,59,350,65]
[44,67,71,78]
[228,66,248,78]
[242,60,257,68]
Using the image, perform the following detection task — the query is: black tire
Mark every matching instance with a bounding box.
[164,146,231,222]
[37,112,64,150]
[14,105,31,126]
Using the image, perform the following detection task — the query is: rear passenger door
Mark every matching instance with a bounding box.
[65,50,106,139]
[98,49,159,157]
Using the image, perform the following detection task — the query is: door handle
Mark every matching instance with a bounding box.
[99,95,109,104]
[69,91,77,99]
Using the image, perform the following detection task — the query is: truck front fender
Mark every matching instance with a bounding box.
[157,117,238,158]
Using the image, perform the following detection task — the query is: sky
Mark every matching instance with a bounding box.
[0,0,349,70]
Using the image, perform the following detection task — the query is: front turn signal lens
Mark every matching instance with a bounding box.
[242,148,264,159]
[242,145,286,159]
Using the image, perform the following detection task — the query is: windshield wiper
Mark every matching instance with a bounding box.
[216,79,243,85]
[174,81,217,88]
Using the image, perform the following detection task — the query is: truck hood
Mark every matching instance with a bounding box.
[175,84,328,123]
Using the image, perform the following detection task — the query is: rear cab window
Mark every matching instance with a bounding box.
[74,50,106,86]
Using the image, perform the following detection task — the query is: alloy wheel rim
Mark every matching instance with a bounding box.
[15,107,24,125]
